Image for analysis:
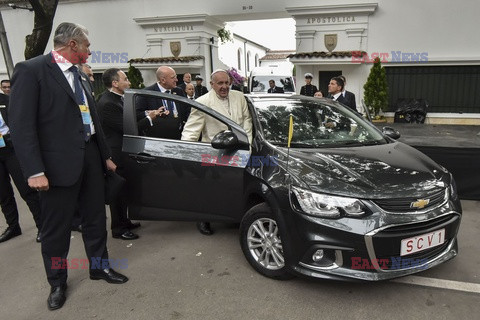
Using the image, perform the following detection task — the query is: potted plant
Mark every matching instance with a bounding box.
[363,57,388,121]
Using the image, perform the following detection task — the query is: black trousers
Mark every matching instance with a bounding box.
[39,138,108,287]
[109,166,131,236]
[0,144,41,229]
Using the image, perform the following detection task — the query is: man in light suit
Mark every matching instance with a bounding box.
[182,69,252,235]
[8,22,128,311]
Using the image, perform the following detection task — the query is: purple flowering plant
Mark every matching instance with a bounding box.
[227,68,245,85]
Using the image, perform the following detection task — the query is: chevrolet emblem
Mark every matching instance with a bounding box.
[410,199,430,209]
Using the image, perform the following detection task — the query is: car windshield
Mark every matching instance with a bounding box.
[252,97,387,148]
[251,76,295,93]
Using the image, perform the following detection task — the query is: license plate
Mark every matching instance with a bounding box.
[400,228,445,256]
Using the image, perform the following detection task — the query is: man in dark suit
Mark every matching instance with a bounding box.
[194,75,208,98]
[8,22,128,311]
[328,77,354,109]
[97,68,166,240]
[338,75,357,112]
[136,65,190,139]
[0,93,42,243]
[178,72,191,91]
[267,79,285,93]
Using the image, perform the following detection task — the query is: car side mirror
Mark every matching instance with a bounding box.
[211,130,240,150]
[382,126,401,140]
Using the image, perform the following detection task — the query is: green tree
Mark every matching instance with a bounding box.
[24,0,60,60]
[363,57,388,117]
[217,27,232,44]
[127,63,145,89]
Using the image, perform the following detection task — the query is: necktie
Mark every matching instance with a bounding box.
[164,90,174,113]
[69,66,91,141]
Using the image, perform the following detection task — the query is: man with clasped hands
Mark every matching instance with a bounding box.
[8,22,128,311]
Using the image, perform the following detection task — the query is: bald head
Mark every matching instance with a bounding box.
[185,82,195,97]
[156,66,177,90]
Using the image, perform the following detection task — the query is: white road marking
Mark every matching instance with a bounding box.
[392,276,480,294]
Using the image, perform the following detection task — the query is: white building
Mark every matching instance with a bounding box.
[1,0,478,121]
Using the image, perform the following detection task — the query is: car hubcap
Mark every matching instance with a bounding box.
[247,218,284,270]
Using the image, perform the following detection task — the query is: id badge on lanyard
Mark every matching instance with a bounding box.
[79,104,92,125]
[0,134,5,148]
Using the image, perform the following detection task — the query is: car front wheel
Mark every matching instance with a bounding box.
[240,203,293,280]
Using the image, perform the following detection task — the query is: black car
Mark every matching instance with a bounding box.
[122,91,462,281]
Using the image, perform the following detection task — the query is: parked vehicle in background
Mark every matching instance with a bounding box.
[249,66,295,94]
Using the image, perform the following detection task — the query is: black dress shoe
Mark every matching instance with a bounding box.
[90,268,128,284]
[71,225,83,233]
[36,231,42,243]
[126,222,141,230]
[112,231,139,240]
[0,225,22,243]
[47,284,67,311]
[196,222,214,235]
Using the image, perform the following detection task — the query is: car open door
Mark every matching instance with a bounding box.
[121,89,250,223]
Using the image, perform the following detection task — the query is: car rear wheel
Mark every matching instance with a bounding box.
[240,203,293,280]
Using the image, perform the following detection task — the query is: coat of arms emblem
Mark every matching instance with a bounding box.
[324,34,337,52]
[170,41,181,57]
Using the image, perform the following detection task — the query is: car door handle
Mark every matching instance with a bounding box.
[129,153,155,163]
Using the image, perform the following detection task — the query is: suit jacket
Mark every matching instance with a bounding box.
[268,86,284,93]
[136,83,190,139]
[195,84,208,98]
[231,84,243,92]
[330,92,359,114]
[181,89,253,144]
[136,83,190,122]
[0,94,12,145]
[8,53,111,186]
[300,84,318,97]
[97,91,152,166]
[343,90,357,111]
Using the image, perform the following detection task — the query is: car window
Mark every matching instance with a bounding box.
[251,76,295,93]
[253,98,387,148]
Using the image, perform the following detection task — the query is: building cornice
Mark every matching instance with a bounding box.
[285,3,378,16]
[134,14,224,29]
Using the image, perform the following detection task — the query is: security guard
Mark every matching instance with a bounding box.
[300,73,318,97]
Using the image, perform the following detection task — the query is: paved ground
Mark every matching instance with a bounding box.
[0,197,479,320]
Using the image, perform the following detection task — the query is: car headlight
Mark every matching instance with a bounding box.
[291,186,367,218]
